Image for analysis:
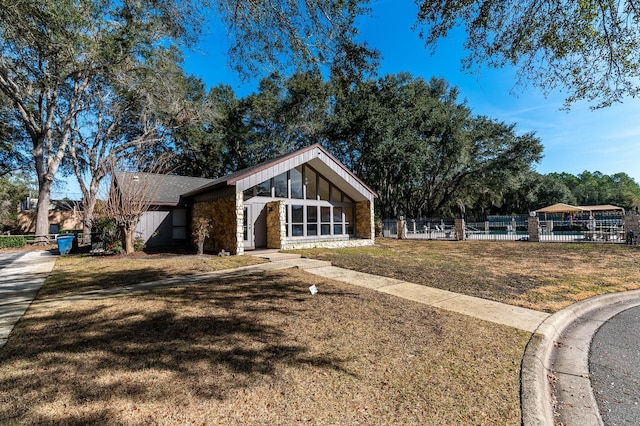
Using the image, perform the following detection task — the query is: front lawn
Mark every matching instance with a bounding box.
[289,239,640,312]
[0,257,528,425]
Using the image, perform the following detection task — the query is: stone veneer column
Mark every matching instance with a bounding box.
[528,216,540,242]
[624,215,640,244]
[235,191,244,255]
[454,219,465,241]
[356,200,375,241]
[266,200,286,249]
[397,219,406,239]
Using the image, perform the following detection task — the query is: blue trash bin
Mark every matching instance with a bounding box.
[57,235,75,255]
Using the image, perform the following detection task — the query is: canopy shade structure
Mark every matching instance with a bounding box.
[579,205,625,214]
[535,203,585,214]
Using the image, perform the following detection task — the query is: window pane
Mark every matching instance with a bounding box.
[306,168,317,199]
[331,186,342,202]
[307,224,318,236]
[292,225,304,236]
[319,176,329,200]
[290,166,303,199]
[333,207,342,222]
[292,205,303,223]
[334,224,343,235]
[257,179,271,196]
[344,194,353,204]
[346,207,354,235]
[321,207,331,223]
[307,206,317,222]
[243,187,254,200]
[274,172,288,198]
[321,224,331,235]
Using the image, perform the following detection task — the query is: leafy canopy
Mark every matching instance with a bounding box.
[414,0,640,108]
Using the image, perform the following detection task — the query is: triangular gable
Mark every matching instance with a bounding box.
[183,144,376,202]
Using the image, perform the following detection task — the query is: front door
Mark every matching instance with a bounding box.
[243,204,267,250]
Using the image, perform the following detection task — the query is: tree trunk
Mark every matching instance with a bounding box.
[122,225,136,254]
[81,191,98,245]
[34,179,53,245]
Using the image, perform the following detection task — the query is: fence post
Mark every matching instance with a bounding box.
[528,216,540,242]
[624,215,640,245]
[454,219,465,241]
[397,218,406,239]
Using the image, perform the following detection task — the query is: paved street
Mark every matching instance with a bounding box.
[591,305,640,425]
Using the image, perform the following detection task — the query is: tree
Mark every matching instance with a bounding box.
[0,173,32,230]
[105,162,168,255]
[414,0,640,108]
[69,51,194,245]
[2,1,375,244]
[328,74,543,218]
[0,0,202,244]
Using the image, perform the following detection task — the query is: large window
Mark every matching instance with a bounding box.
[274,172,288,198]
[243,164,357,238]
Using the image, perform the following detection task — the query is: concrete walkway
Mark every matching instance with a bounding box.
[253,251,550,333]
[0,251,57,348]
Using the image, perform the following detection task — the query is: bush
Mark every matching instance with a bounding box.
[0,236,26,248]
[134,237,145,252]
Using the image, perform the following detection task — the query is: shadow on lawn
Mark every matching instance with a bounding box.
[0,271,359,423]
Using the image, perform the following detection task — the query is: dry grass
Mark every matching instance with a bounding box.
[0,268,529,425]
[37,253,266,299]
[289,239,640,312]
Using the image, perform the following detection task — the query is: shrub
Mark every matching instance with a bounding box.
[134,237,146,252]
[0,236,26,248]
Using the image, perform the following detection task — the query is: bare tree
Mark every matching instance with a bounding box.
[69,56,196,246]
[104,160,169,255]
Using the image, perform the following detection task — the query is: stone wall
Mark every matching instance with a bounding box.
[266,200,286,249]
[356,200,375,241]
[193,193,242,255]
[282,237,374,251]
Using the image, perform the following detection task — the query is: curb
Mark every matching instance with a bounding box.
[521,289,640,425]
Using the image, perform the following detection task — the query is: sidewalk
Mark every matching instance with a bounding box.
[0,251,57,348]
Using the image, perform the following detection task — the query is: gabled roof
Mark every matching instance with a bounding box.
[182,144,377,202]
[113,172,214,206]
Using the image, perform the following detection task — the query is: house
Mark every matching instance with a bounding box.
[123,144,377,253]
[17,197,84,234]
[112,172,214,249]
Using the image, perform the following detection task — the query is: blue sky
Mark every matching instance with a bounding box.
[182,0,640,184]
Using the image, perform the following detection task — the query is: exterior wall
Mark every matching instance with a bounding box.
[266,200,286,249]
[192,194,241,255]
[136,209,172,248]
[17,210,83,233]
[356,200,375,241]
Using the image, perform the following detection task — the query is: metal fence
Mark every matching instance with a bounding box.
[382,218,456,241]
[382,217,632,244]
